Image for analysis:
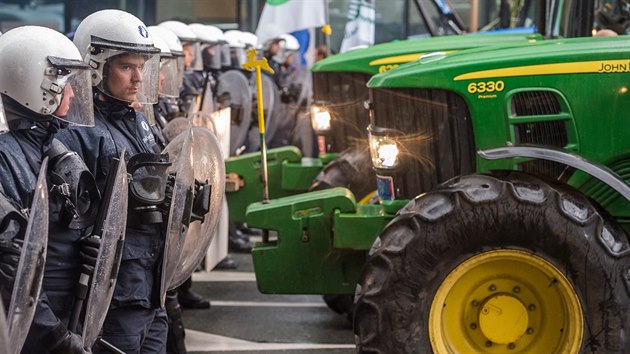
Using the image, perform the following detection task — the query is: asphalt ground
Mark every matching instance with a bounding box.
[182,253,355,354]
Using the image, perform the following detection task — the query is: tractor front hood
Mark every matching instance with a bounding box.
[368,35,630,89]
[312,32,541,75]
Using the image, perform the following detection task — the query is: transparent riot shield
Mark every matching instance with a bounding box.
[7,158,48,354]
[216,70,252,155]
[190,111,216,134]
[169,127,225,288]
[160,125,195,306]
[81,151,128,350]
[260,73,279,143]
[199,76,215,114]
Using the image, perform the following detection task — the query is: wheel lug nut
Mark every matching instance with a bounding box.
[488,284,496,291]
[528,304,536,311]
[527,327,534,335]
[470,323,477,330]
[485,340,493,347]
[508,343,516,350]
[513,286,520,293]
[471,300,479,306]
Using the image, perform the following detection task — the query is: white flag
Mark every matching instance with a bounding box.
[339,0,375,53]
[256,0,327,44]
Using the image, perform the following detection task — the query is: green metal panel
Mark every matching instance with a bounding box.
[333,204,394,250]
[225,146,302,222]
[280,158,323,191]
[248,188,376,294]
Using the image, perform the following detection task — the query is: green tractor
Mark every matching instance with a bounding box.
[225,32,539,223]
[247,0,630,352]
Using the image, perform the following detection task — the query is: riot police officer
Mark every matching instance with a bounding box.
[56,10,168,353]
[0,25,96,354]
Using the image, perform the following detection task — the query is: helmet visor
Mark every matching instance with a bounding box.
[134,102,156,126]
[220,44,231,68]
[201,44,222,70]
[54,68,95,127]
[176,55,185,87]
[159,57,180,98]
[0,98,7,133]
[230,47,247,68]
[99,51,160,104]
[186,42,203,71]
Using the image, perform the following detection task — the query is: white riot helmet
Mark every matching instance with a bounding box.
[273,33,300,64]
[188,23,226,71]
[0,26,94,126]
[147,25,185,88]
[224,30,247,69]
[240,31,258,49]
[159,20,203,71]
[74,9,161,104]
[147,27,181,98]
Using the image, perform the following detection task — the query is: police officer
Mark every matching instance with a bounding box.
[159,20,203,116]
[0,25,96,353]
[56,10,168,353]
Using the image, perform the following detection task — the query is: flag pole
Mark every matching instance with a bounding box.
[322,0,332,56]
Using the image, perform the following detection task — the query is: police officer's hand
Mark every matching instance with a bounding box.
[50,331,88,354]
[79,235,100,276]
[0,237,23,296]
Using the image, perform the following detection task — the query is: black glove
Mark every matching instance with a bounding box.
[79,235,100,276]
[50,331,88,354]
[0,237,23,297]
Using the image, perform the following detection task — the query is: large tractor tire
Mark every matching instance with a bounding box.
[354,172,630,353]
[310,146,375,200]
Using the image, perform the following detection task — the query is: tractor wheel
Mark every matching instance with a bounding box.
[310,147,375,200]
[354,172,630,354]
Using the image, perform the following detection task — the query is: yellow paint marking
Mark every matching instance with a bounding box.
[455,60,630,81]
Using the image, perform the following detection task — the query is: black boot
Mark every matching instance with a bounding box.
[177,277,210,309]
[214,255,239,269]
[166,290,187,354]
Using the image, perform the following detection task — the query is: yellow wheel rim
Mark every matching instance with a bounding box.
[429,250,583,353]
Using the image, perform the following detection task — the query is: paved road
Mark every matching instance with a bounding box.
[182,253,355,353]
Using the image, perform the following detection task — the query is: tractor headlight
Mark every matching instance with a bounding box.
[310,104,332,133]
[368,125,403,170]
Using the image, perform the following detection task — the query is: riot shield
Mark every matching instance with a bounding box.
[0,294,8,354]
[215,70,252,155]
[7,158,48,354]
[190,111,216,134]
[199,76,215,114]
[81,151,128,350]
[260,73,279,143]
[169,127,225,288]
[210,107,231,159]
[160,124,195,306]
[162,117,190,143]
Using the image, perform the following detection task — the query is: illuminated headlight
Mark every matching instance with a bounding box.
[310,104,331,133]
[368,126,401,169]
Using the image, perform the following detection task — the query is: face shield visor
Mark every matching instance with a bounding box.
[135,102,156,126]
[184,41,203,71]
[230,47,247,68]
[220,43,231,68]
[173,54,185,87]
[46,56,95,126]
[159,56,180,98]
[0,98,7,134]
[201,43,222,71]
[100,50,161,104]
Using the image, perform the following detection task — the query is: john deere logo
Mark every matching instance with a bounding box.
[138,25,149,38]
[268,0,290,5]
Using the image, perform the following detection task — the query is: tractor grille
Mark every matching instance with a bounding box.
[511,91,570,179]
[511,91,561,116]
[312,72,371,151]
[371,88,475,199]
